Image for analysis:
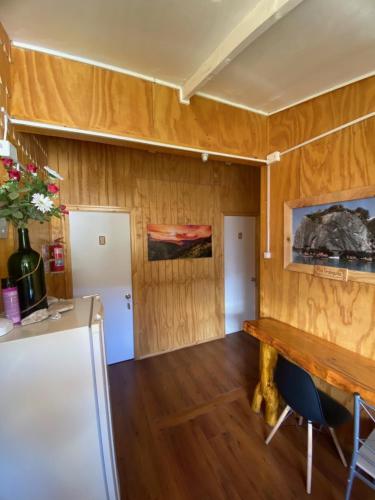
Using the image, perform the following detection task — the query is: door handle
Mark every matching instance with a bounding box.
[125,293,132,300]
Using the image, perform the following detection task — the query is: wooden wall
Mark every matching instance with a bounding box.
[261,76,375,404]
[0,23,51,299]
[11,47,267,159]
[47,137,260,358]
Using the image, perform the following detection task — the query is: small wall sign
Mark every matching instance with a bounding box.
[314,265,348,282]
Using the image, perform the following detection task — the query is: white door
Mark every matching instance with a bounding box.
[69,211,134,363]
[224,216,257,334]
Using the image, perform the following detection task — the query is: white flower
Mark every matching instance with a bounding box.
[44,166,64,180]
[31,193,54,213]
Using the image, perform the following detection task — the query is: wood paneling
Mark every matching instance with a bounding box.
[11,48,154,139]
[10,47,267,158]
[46,136,260,358]
[270,75,375,153]
[262,77,375,406]
[0,24,52,303]
[152,85,266,158]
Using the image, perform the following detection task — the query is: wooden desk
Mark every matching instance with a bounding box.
[243,318,375,426]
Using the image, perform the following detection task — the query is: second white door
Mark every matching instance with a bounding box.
[69,211,134,364]
[224,216,257,334]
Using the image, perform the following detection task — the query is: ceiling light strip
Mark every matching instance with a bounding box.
[10,118,267,165]
[280,111,375,157]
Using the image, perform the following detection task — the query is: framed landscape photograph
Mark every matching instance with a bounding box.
[147,224,212,261]
[284,185,375,284]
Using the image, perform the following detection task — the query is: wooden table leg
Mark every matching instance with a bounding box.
[251,342,279,426]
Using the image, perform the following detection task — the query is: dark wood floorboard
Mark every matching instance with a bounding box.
[108,332,373,500]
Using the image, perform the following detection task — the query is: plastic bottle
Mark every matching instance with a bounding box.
[1,277,21,324]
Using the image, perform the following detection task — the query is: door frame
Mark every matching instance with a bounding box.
[222,212,260,335]
[63,204,138,358]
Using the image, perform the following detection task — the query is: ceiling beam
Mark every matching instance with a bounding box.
[180,0,305,104]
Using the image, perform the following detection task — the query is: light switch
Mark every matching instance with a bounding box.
[238,232,243,240]
[99,235,106,245]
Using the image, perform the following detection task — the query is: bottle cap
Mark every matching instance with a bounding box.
[1,277,16,289]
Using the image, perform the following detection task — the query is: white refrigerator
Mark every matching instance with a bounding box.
[0,297,120,500]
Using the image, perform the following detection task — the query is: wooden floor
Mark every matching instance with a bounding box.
[108,332,373,500]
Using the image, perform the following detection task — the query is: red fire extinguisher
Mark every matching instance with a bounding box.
[49,238,65,272]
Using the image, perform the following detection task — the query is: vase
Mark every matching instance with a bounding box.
[8,227,48,319]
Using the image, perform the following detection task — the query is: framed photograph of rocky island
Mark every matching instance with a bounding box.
[284,186,375,284]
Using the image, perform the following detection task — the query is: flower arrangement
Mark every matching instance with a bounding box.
[0,158,68,228]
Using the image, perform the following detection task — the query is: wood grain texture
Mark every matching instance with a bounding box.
[262,77,375,407]
[11,48,154,139]
[0,24,53,307]
[108,332,372,500]
[152,85,266,158]
[10,47,267,158]
[270,75,375,153]
[244,318,375,406]
[46,136,260,358]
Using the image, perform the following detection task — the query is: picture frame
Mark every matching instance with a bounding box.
[284,185,375,284]
[147,224,212,261]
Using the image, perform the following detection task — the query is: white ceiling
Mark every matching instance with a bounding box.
[1,0,375,114]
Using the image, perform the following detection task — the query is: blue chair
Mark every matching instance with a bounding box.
[265,356,351,494]
[345,393,375,500]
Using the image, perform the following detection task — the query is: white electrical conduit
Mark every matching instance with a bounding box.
[9,118,268,166]
[1,107,8,141]
[280,111,375,157]
[4,108,375,264]
[264,162,272,259]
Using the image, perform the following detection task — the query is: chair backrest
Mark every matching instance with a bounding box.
[345,393,375,499]
[275,356,326,424]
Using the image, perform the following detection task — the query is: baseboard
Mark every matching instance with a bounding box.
[137,334,225,360]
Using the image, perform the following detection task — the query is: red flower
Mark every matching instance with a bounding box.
[47,183,59,194]
[8,169,20,181]
[59,204,69,215]
[2,157,14,168]
[26,163,38,174]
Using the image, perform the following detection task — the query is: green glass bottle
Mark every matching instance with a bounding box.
[8,227,48,319]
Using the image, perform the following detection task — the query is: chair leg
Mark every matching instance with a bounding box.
[345,466,356,500]
[328,427,347,467]
[265,405,292,445]
[306,421,313,494]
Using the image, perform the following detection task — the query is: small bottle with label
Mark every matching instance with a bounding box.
[1,277,21,325]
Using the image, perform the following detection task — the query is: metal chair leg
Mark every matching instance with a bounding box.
[307,421,313,494]
[345,466,356,500]
[329,427,347,467]
[265,405,292,445]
